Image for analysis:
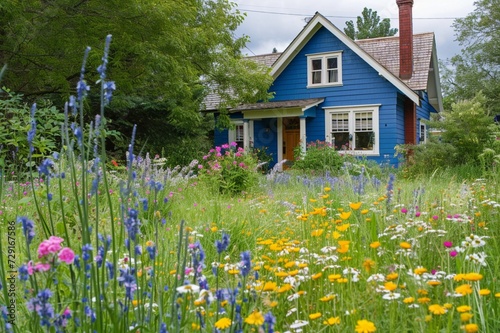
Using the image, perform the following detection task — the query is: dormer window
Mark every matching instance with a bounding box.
[307,52,342,87]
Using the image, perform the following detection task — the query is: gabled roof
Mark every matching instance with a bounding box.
[204,12,443,112]
[271,12,423,106]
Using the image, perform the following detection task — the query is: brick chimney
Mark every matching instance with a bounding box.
[397,0,414,80]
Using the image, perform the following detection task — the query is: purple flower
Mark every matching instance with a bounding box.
[124,209,141,242]
[27,104,37,154]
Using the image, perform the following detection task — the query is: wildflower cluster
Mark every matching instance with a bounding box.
[198,143,259,194]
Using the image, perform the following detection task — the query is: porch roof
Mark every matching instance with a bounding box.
[231,98,324,119]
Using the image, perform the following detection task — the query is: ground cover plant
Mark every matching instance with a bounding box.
[1,37,500,333]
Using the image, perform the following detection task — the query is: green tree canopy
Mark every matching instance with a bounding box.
[448,0,500,114]
[0,0,273,162]
[344,7,398,40]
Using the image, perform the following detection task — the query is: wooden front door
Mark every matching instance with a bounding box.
[283,117,301,162]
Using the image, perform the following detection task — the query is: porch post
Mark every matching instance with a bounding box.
[300,117,306,155]
[243,119,250,151]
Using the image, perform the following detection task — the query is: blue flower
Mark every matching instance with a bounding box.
[82,244,93,261]
[27,104,37,154]
[239,251,251,277]
[103,81,116,105]
[215,233,230,254]
[124,209,141,242]
[38,158,54,177]
[159,322,168,333]
[147,245,156,260]
[18,264,29,281]
[117,267,137,299]
[27,289,54,327]
[17,216,35,245]
[264,312,276,333]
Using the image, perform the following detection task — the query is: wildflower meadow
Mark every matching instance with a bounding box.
[1,36,500,333]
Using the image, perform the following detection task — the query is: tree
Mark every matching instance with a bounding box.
[0,0,273,163]
[344,7,398,40]
[447,0,500,114]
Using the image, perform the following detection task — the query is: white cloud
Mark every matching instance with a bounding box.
[234,0,476,61]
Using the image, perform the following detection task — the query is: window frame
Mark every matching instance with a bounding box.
[306,51,343,88]
[324,105,380,156]
[228,121,244,149]
[419,122,427,144]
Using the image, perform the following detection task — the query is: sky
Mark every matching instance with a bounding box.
[232,0,477,63]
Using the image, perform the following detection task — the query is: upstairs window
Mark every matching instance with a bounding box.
[307,52,342,87]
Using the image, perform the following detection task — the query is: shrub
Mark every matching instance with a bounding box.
[0,89,65,176]
[198,143,259,194]
[291,140,345,174]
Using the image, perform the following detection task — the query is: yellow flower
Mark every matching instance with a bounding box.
[349,202,362,210]
[386,272,398,280]
[464,273,483,281]
[495,292,500,298]
[400,241,411,249]
[457,305,471,313]
[320,294,336,302]
[414,267,427,275]
[403,297,414,304]
[418,297,431,304]
[210,226,218,232]
[323,316,340,326]
[479,288,491,296]
[455,284,473,296]
[427,280,441,287]
[336,223,350,231]
[277,284,293,293]
[328,274,342,282]
[355,319,377,333]
[260,281,277,292]
[460,313,473,322]
[324,187,331,192]
[384,282,398,292]
[214,317,232,329]
[361,209,370,215]
[428,304,447,315]
[228,269,240,275]
[311,229,324,237]
[309,312,322,320]
[244,310,265,325]
[363,259,376,272]
[464,323,479,333]
[339,211,352,220]
[454,273,466,281]
[312,272,322,280]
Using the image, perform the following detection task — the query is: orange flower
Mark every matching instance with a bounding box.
[400,241,412,249]
[370,241,381,249]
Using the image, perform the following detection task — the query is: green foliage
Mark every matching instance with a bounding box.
[0,88,64,173]
[198,143,260,195]
[0,0,273,156]
[344,7,398,40]
[446,0,500,114]
[291,140,346,174]
[396,93,500,178]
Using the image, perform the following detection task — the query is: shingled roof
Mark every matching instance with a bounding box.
[204,32,438,111]
[355,32,435,91]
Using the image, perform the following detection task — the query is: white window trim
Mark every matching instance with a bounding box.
[228,120,253,149]
[324,105,380,156]
[419,122,427,144]
[306,51,343,88]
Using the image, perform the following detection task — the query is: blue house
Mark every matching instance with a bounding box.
[206,0,443,167]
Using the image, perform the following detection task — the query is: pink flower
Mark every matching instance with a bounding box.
[27,261,34,275]
[401,208,408,214]
[58,247,75,264]
[34,262,51,272]
[38,236,64,258]
[450,250,458,257]
[443,241,453,248]
[415,211,421,217]
[432,215,439,220]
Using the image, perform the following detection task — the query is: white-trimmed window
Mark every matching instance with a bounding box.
[307,52,342,87]
[325,105,380,155]
[419,122,427,144]
[228,122,244,149]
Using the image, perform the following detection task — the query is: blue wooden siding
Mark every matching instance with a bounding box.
[215,26,436,167]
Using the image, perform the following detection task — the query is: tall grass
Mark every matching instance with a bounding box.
[1,37,500,333]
